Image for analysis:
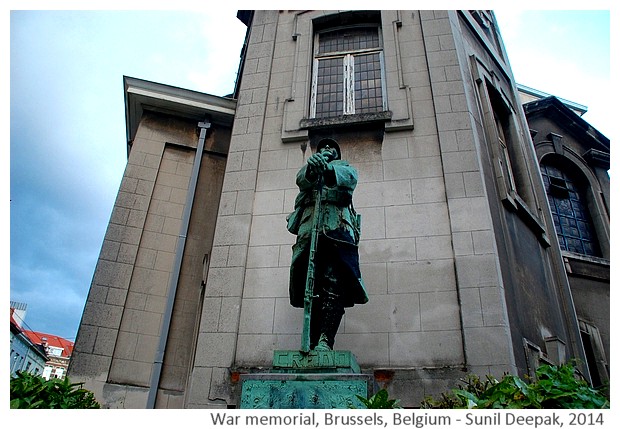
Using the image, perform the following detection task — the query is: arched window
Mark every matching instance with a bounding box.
[540,157,600,257]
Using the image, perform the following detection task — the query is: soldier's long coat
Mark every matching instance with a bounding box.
[287,160,368,308]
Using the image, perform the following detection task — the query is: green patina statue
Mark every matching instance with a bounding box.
[287,138,368,353]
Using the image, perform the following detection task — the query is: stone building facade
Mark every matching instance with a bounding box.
[524,95,610,387]
[68,10,610,408]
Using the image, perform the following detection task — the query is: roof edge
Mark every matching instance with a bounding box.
[123,76,237,151]
[517,83,588,116]
[524,96,609,151]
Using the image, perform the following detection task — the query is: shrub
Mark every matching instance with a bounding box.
[355,388,401,409]
[421,363,609,409]
[10,371,100,409]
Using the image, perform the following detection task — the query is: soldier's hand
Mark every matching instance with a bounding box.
[307,152,329,174]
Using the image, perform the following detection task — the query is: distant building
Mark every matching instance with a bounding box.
[23,330,74,380]
[69,10,610,408]
[9,301,75,380]
[10,303,48,377]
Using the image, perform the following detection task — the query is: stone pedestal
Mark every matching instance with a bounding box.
[240,350,372,409]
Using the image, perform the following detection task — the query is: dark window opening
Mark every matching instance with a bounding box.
[581,330,602,388]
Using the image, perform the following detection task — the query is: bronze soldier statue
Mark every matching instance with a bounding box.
[287,138,368,352]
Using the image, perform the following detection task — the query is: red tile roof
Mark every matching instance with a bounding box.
[22,330,74,358]
[10,308,21,331]
[11,308,22,334]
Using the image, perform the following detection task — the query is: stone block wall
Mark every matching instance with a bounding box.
[187,10,517,408]
[70,113,227,408]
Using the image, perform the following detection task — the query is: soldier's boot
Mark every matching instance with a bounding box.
[309,296,323,350]
[314,291,344,351]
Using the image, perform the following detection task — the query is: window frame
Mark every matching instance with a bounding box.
[540,156,602,258]
[492,108,519,196]
[479,78,536,206]
[579,320,609,387]
[470,55,550,245]
[310,24,387,119]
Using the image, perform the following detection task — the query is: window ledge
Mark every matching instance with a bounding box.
[562,251,610,281]
[502,192,551,248]
[562,251,609,267]
[300,111,392,130]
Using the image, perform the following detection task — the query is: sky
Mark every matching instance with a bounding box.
[7,8,248,340]
[6,7,613,343]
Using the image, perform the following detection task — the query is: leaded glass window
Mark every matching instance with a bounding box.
[311,26,386,118]
[540,160,600,256]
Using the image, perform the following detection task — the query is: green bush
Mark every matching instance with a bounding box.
[355,388,401,409]
[10,371,100,409]
[421,363,609,409]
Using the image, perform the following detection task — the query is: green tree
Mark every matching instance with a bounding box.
[10,371,100,409]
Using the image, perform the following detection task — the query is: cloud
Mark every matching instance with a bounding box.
[495,9,612,140]
[10,198,103,340]
[9,10,246,340]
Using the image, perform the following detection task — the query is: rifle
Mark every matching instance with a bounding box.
[300,155,332,353]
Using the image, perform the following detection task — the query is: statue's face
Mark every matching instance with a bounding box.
[319,144,338,160]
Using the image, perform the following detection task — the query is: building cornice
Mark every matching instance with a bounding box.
[123,76,237,153]
[517,84,588,116]
[524,96,609,153]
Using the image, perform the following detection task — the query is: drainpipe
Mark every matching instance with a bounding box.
[146,119,211,408]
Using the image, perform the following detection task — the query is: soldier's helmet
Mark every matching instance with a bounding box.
[316,138,341,160]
